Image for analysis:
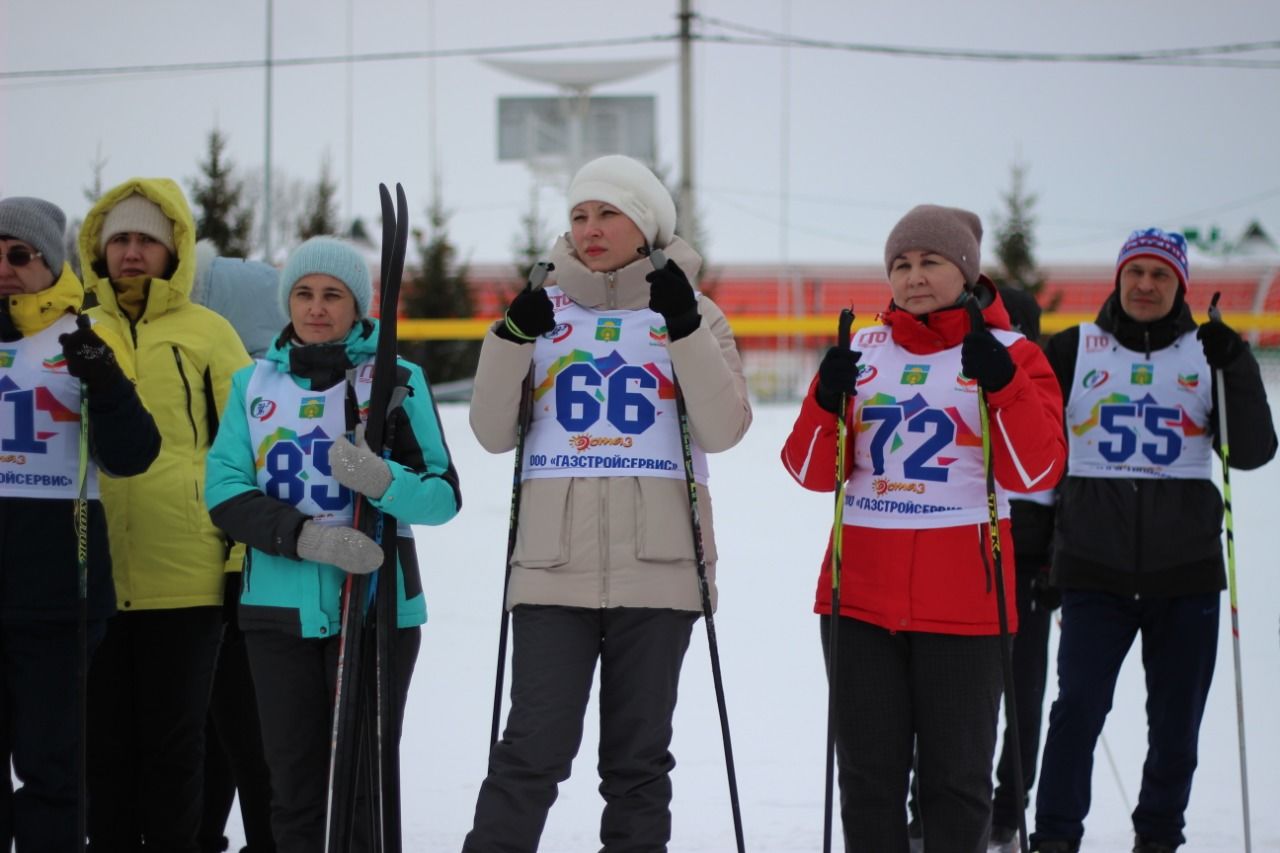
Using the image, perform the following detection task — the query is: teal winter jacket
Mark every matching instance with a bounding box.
[205,320,461,638]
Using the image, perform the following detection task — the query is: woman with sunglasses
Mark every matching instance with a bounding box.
[0,196,160,850]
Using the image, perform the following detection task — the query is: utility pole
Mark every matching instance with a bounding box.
[263,0,274,260]
[678,0,696,240]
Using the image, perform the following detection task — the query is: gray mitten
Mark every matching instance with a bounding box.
[295,521,382,574]
[328,434,392,499]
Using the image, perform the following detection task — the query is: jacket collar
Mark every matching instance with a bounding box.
[547,235,703,311]
[883,277,1011,354]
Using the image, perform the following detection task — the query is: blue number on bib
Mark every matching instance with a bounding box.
[861,405,956,482]
[1142,406,1183,465]
[556,363,602,431]
[1098,403,1183,466]
[0,388,48,454]
[1098,404,1138,463]
[264,442,305,504]
[904,409,955,482]
[555,363,659,434]
[860,406,903,476]
[606,365,657,434]
[310,438,352,511]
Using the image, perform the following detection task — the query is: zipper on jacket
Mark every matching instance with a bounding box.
[606,271,617,310]
[172,346,199,445]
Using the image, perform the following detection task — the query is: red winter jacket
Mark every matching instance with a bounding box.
[780,282,1065,636]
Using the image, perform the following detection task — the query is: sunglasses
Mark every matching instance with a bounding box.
[1,247,43,268]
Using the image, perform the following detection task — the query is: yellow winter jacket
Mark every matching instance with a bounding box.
[79,178,252,611]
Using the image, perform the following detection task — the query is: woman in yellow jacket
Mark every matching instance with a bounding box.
[78,178,252,852]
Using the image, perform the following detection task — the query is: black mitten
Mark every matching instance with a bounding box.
[1030,565,1062,612]
[961,329,1015,392]
[496,286,555,343]
[646,259,700,341]
[1196,320,1244,369]
[59,315,123,389]
[814,346,860,414]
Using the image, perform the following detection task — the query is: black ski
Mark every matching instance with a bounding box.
[325,183,409,853]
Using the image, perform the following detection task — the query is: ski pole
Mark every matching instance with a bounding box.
[490,259,553,747]
[642,246,746,853]
[1207,291,1252,853]
[964,296,1029,853]
[822,307,854,853]
[73,322,90,853]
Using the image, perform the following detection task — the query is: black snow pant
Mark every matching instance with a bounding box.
[463,604,699,853]
[989,568,1054,832]
[200,575,276,853]
[821,615,1002,853]
[87,606,224,853]
[0,619,107,853]
[1032,590,1219,850]
[244,626,420,853]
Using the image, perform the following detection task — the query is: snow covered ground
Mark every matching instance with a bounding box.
[228,401,1280,852]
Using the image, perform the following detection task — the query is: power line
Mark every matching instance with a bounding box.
[0,33,676,83]
[698,15,1280,70]
[6,19,1280,85]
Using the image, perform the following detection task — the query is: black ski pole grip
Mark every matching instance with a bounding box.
[528,261,553,291]
[963,291,986,331]
[639,245,669,271]
[837,308,854,350]
[1208,290,1223,323]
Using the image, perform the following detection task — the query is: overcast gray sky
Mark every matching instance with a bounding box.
[3,0,1279,268]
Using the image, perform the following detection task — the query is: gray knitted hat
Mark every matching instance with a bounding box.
[884,204,983,285]
[0,197,67,274]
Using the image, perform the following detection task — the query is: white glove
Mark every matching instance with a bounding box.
[295,521,382,574]
[328,434,393,499]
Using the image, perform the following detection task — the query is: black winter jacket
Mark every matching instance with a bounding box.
[0,371,161,622]
[1047,293,1276,597]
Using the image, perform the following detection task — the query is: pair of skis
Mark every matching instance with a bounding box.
[325,183,409,853]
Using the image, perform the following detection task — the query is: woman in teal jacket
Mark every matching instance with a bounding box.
[205,237,461,852]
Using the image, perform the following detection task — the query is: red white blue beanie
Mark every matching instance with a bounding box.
[279,237,373,317]
[1116,228,1189,292]
[567,155,678,249]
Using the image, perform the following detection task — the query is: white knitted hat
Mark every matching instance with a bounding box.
[99,193,176,254]
[567,155,677,248]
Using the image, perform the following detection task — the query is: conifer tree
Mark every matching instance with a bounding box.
[297,154,340,241]
[990,161,1046,297]
[404,199,478,387]
[189,128,254,256]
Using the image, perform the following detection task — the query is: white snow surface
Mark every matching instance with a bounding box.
[226,401,1279,852]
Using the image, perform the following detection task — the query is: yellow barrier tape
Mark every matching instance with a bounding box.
[394,313,1280,341]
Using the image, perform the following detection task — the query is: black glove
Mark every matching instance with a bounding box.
[59,315,123,389]
[1029,565,1061,612]
[1196,320,1244,369]
[814,346,860,414]
[961,329,1015,392]
[496,285,555,344]
[646,259,701,341]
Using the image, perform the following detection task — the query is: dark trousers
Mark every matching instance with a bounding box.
[244,626,420,853]
[990,570,1054,830]
[200,577,275,853]
[87,607,224,853]
[0,619,107,853]
[820,616,1002,853]
[463,605,699,853]
[1032,590,1219,848]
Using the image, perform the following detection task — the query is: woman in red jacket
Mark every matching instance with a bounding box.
[780,205,1065,853]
